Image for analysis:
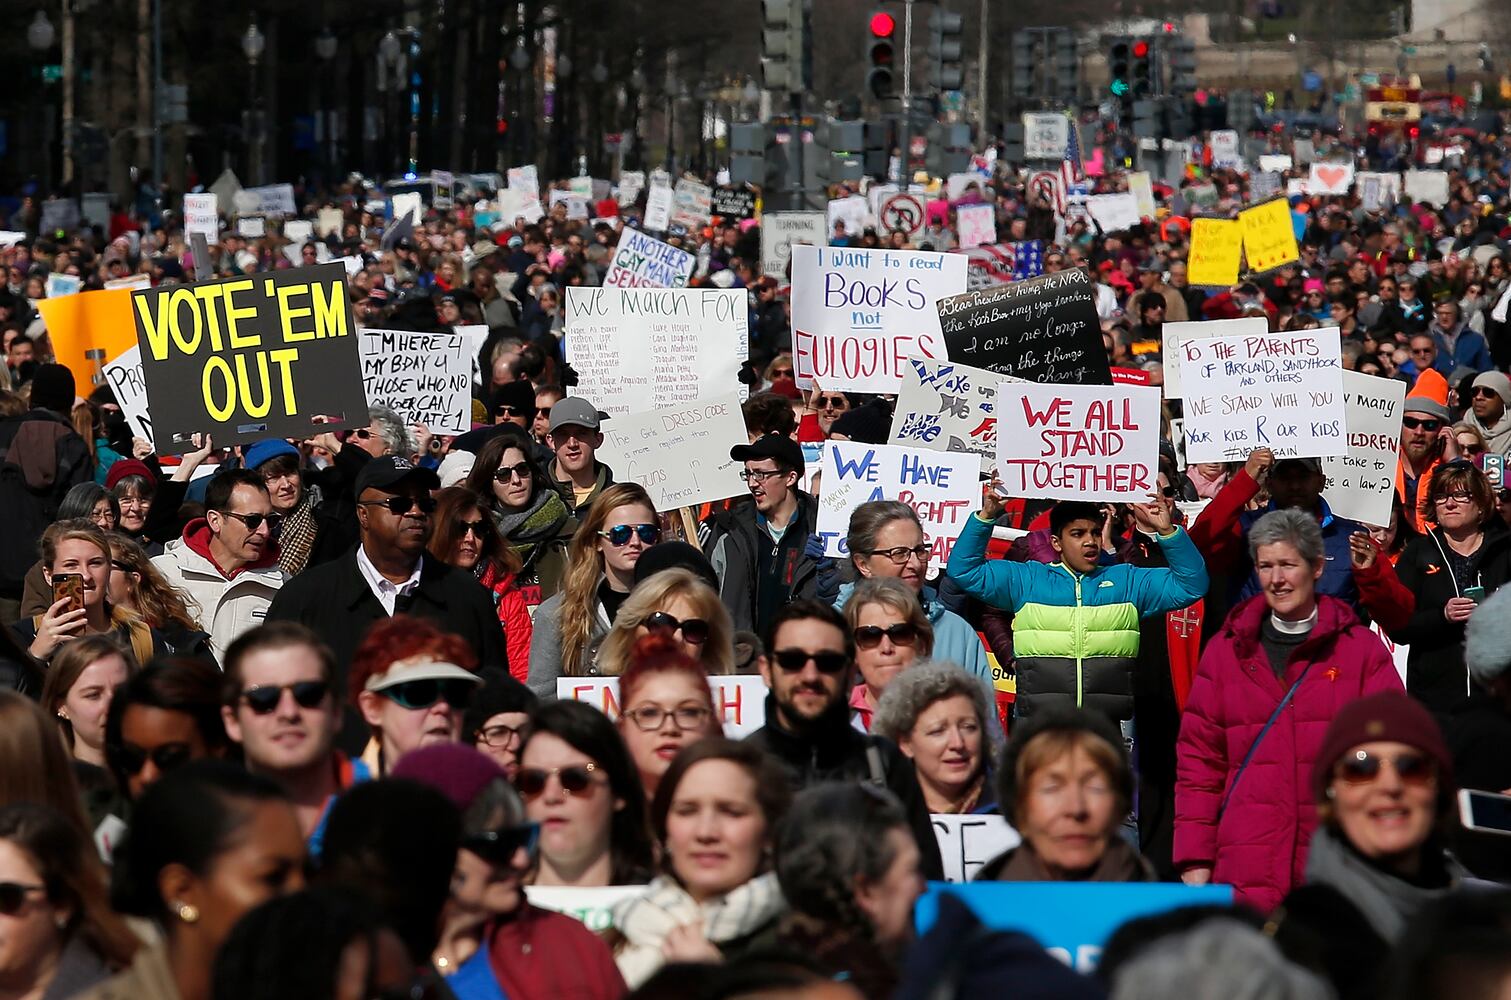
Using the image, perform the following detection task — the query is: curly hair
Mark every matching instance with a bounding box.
[347,615,477,707]
[108,532,203,634]
[367,404,413,456]
[871,660,990,743]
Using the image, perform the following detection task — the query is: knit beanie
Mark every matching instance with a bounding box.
[29,363,75,414]
[460,667,538,742]
[389,743,508,813]
[632,540,719,591]
[1472,369,1511,407]
[1310,691,1453,804]
[830,398,894,445]
[105,458,153,491]
[1403,368,1450,422]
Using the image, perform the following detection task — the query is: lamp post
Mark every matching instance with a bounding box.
[315,27,337,178]
[379,30,402,176]
[242,18,266,185]
[28,10,55,193]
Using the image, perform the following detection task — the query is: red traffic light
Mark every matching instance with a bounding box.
[869,11,895,37]
[1132,39,1150,58]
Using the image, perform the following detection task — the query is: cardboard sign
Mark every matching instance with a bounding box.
[712,187,756,220]
[671,178,713,229]
[1161,317,1269,399]
[45,273,82,299]
[891,356,1025,475]
[1239,199,1301,272]
[1404,169,1450,208]
[995,382,1162,502]
[315,207,345,238]
[597,393,748,511]
[1086,193,1142,233]
[102,345,154,446]
[602,228,695,289]
[617,171,645,206]
[1307,162,1354,195]
[37,287,139,389]
[826,195,869,239]
[507,165,540,195]
[1128,172,1156,220]
[564,287,748,417]
[790,245,966,394]
[233,183,297,217]
[557,676,769,737]
[956,203,996,249]
[760,211,826,279]
[642,185,673,231]
[1258,154,1293,173]
[932,815,1020,884]
[523,886,648,932]
[1322,371,1406,528]
[358,329,471,435]
[1181,327,1346,464]
[935,269,1111,386]
[184,193,219,246]
[916,883,1234,972]
[815,441,980,575]
[81,192,111,232]
[1188,218,1243,287]
[237,216,266,239]
[130,263,365,452]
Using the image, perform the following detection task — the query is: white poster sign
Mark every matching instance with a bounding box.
[1210,130,1243,170]
[1161,317,1271,399]
[497,187,544,225]
[760,211,826,279]
[1321,371,1406,528]
[102,345,154,446]
[671,178,713,230]
[45,273,81,299]
[233,183,297,217]
[643,185,673,231]
[891,356,1025,474]
[1258,154,1293,173]
[617,170,645,206]
[956,203,997,249]
[391,192,423,227]
[507,165,540,196]
[557,676,769,738]
[1086,193,1142,233]
[184,193,219,245]
[1404,169,1451,208]
[548,189,590,220]
[1128,172,1156,220]
[995,382,1163,502]
[601,227,695,289]
[1022,113,1070,161]
[316,207,345,238]
[932,815,1021,883]
[358,329,472,435]
[597,393,749,511]
[1307,162,1355,195]
[826,195,869,240]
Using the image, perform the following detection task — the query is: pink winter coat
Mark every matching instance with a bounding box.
[1173,595,1403,913]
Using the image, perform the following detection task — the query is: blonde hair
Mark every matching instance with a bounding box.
[596,569,735,677]
[559,484,657,673]
[842,577,934,658]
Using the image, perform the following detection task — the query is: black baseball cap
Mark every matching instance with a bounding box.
[354,454,440,496]
[730,434,804,471]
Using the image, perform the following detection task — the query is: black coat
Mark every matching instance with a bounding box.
[744,695,944,881]
[704,494,818,635]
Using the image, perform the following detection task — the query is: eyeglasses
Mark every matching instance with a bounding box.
[457,519,489,538]
[514,763,602,799]
[853,622,919,649]
[739,468,786,483]
[642,611,710,644]
[113,742,192,777]
[0,882,45,916]
[599,523,661,547]
[623,703,713,732]
[1410,347,1435,355]
[352,429,373,440]
[1433,491,1475,506]
[770,367,794,378]
[863,544,930,566]
[378,678,474,710]
[240,680,330,715]
[771,648,850,674]
[219,510,283,535]
[476,722,528,748]
[1334,749,1436,786]
[1401,416,1442,431]
[493,462,533,483]
[816,396,848,409]
[357,495,437,516]
[461,824,540,866]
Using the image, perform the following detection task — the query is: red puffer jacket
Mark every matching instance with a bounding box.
[480,561,534,683]
[1174,594,1403,913]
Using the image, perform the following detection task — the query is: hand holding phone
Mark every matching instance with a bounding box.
[51,573,84,614]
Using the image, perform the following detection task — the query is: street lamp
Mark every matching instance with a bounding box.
[315,27,337,61]
[29,11,56,193]
[315,28,337,177]
[27,10,55,50]
[242,18,266,184]
[379,30,401,66]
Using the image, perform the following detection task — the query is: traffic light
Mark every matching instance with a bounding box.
[1001,121,1026,164]
[1054,34,1079,101]
[1131,37,1154,98]
[928,10,964,91]
[864,121,889,179]
[1011,31,1039,103]
[762,0,804,94]
[729,124,766,187]
[1132,99,1161,139]
[866,10,896,100]
[925,122,971,177]
[1170,36,1197,96]
[816,119,865,185]
[1108,36,1131,100]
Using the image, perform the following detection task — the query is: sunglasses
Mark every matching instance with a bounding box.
[1401,416,1442,431]
[496,405,528,418]
[240,680,330,715]
[1474,386,1500,398]
[219,510,282,534]
[457,519,489,538]
[816,396,848,409]
[113,742,192,777]
[379,678,474,710]
[1161,485,1179,498]
[643,611,710,644]
[357,495,437,516]
[770,367,794,378]
[461,824,540,866]
[0,882,45,916]
[853,622,919,649]
[1334,749,1436,786]
[771,648,850,674]
[599,523,660,546]
[515,763,601,799]
[352,429,373,440]
[493,462,533,483]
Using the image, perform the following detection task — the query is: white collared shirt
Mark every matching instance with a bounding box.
[355,545,423,616]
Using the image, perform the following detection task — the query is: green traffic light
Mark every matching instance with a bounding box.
[1110,79,1130,96]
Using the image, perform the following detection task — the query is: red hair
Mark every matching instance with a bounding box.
[347,615,477,705]
[618,634,713,712]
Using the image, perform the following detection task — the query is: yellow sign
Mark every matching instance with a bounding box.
[1187,218,1243,287]
[1239,198,1301,273]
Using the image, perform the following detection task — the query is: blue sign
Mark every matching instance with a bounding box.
[1302,70,1323,92]
[916,882,1234,972]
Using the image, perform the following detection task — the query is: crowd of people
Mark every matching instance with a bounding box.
[1,117,1511,1000]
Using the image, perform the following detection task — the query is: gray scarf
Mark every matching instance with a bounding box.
[1303,826,1463,942]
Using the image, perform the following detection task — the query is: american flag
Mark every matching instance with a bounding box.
[962,240,1044,289]
[1060,113,1084,199]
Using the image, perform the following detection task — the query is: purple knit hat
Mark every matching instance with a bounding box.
[389,743,507,813]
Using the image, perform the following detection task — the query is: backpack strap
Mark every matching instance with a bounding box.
[1216,661,1315,823]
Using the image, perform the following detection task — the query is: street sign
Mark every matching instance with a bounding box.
[1023,113,1069,161]
[880,193,925,235]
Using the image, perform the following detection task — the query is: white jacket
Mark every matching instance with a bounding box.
[152,536,287,663]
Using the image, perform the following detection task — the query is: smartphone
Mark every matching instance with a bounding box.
[1485,453,1505,488]
[51,573,84,614]
[1464,585,1487,604]
[1458,789,1511,838]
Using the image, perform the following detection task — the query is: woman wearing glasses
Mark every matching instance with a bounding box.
[104,659,231,801]
[463,427,575,616]
[528,483,659,698]
[1176,511,1401,913]
[350,616,483,776]
[842,578,934,732]
[517,700,654,887]
[429,487,534,680]
[596,568,736,680]
[1389,460,1511,714]
[614,634,722,800]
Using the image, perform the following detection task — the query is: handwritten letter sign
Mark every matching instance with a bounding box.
[936,269,1111,385]
[891,357,1026,474]
[1322,371,1406,527]
[995,382,1162,502]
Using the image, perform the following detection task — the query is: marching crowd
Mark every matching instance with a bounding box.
[1,120,1511,1000]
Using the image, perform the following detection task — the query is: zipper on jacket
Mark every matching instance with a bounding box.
[1072,572,1085,707]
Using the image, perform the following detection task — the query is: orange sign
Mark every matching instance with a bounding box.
[36,287,139,392]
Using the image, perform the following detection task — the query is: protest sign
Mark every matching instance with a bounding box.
[237,216,266,238]
[1258,153,1293,173]
[712,187,755,220]
[283,220,313,246]
[916,883,1233,971]
[649,169,672,190]
[1086,193,1142,233]
[1356,172,1401,212]
[104,274,153,292]
[1239,198,1301,272]
[564,287,748,417]
[1307,162,1355,196]
[995,382,1162,502]
[81,192,111,232]
[1160,317,1269,399]
[935,269,1111,385]
[183,193,219,246]
[617,170,645,206]
[671,178,713,229]
[1128,171,1156,220]
[827,195,869,239]
[233,183,296,217]
[130,263,365,452]
[1322,371,1406,527]
[45,273,82,299]
[102,346,154,446]
[597,393,748,510]
[1210,129,1244,170]
[956,203,996,249]
[601,227,695,288]
[567,175,593,199]
[39,198,80,235]
[1181,327,1346,464]
[524,886,648,933]
[891,356,1025,474]
[1249,170,1282,202]
[507,164,539,195]
[358,329,471,435]
[497,187,544,225]
[815,441,979,574]
[933,815,1020,884]
[1187,218,1243,287]
[643,185,673,231]
[548,190,590,220]
[790,245,967,394]
[0,232,25,249]
[1404,169,1450,208]
[760,212,826,278]
[557,676,768,737]
[390,192,423,227]
[1023,112,1070,160]
[315,207,344,238]
[37,287,138,389]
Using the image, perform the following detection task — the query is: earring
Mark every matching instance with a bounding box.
[1325,787,1337,800]
[175,902,200,924]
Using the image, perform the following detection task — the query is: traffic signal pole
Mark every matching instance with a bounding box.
[898,0,914,185]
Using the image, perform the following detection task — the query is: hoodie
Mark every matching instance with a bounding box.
[151,518,287,663]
